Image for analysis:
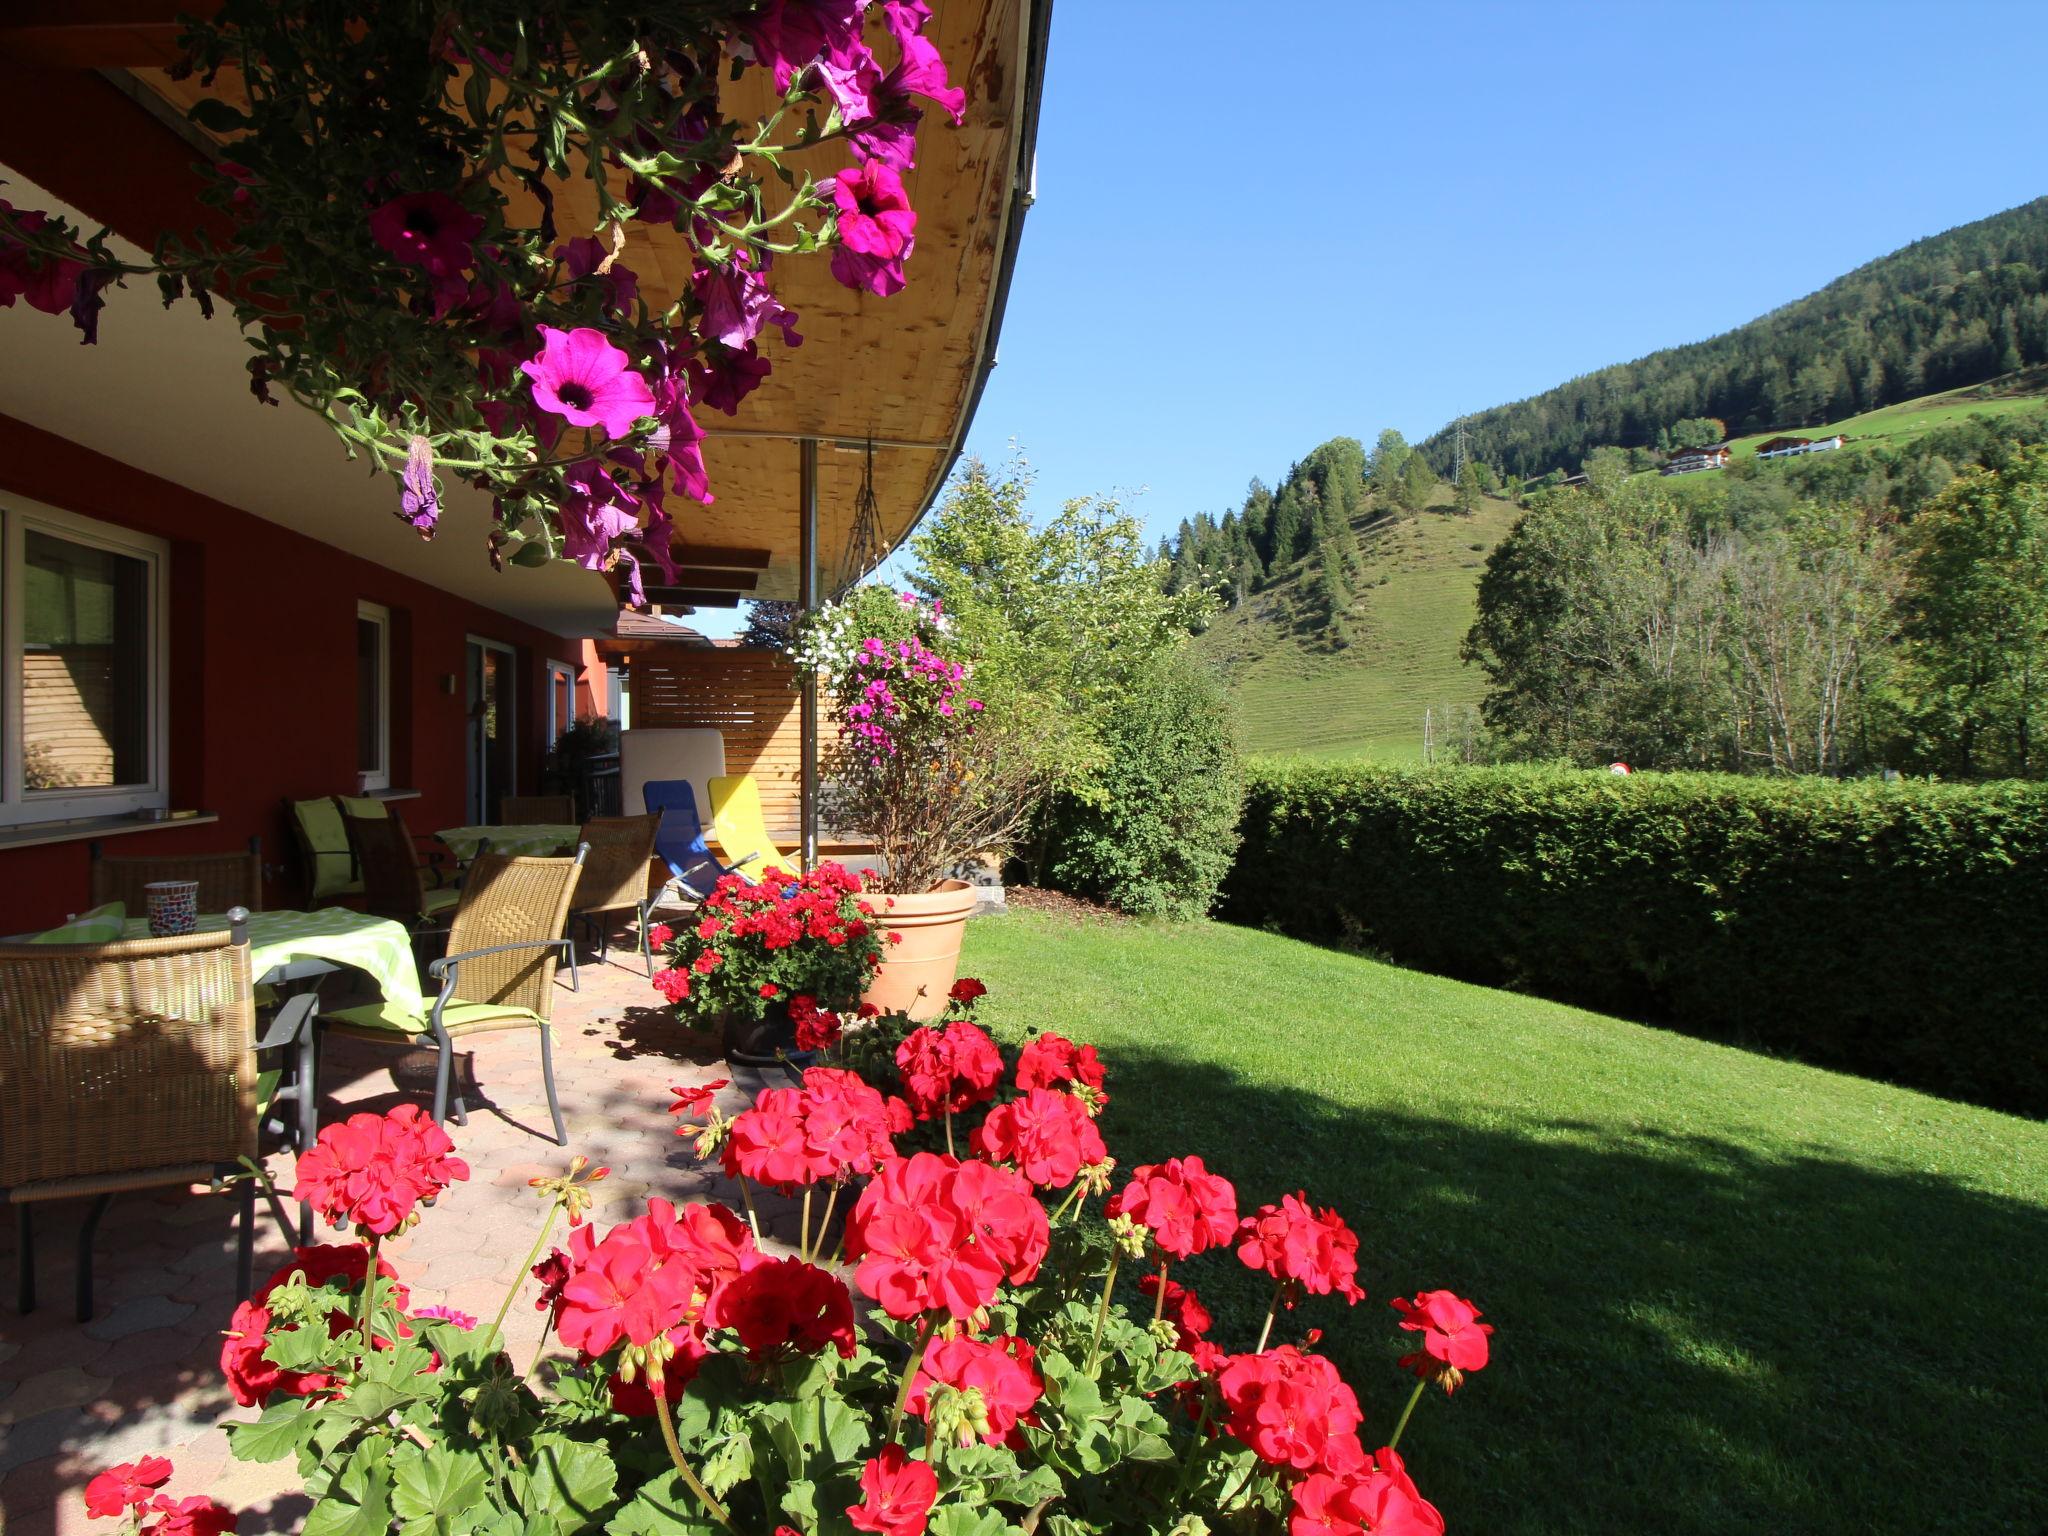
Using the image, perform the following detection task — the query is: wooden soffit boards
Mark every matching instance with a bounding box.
[123,0,1035,601]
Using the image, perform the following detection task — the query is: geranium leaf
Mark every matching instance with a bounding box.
[228,1399,324,1463]
[514,1434,618,1533]
[927,1507,1009,1536]
[304,1441,394,1536]
[602,1473,719,1536]
[697,1432,753,1499]
[392,1442,489,1536]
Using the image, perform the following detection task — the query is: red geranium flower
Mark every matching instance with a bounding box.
[1216,1345,1367,1476]
[84,1457,173,1518]
[947,976,987,1007]
[723,1086,836,1190]
[1391,1290,1492,1391]
[692,950,723,974]
[556,1198,754,1357]
[1105,1156,1238,1260]
[220,1245,410,1407]
[291,1104,469,1236]
[669,1078,729,1122]
[797,1066,898,1176]
[972,1087,1107,1189]
[652,966,692,1003]
[906,1334,1044,1446]
[1139,1273,1213,1350]
[848,1444,938,1536]
[705,1255,857,1360]
[1236,1193,1367,1305]
[645,923,674,947]
[143,1494,240,1536]
[845,1152,1047,1320]
[1014,1032,1109,1110]
[1290,1450,1445,1536]
[895,1019,1003,1120]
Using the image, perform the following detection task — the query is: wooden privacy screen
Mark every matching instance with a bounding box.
[629,648,803,837]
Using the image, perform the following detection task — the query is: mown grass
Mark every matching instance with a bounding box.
[1723,370,2048,458]
[1194,494,1519,763]
[962,909,2048,1536]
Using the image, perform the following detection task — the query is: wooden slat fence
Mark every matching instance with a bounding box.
[629,648,803,837]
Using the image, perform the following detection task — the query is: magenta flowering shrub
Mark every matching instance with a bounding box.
[797,589,1031,891]
[0,1,963,598]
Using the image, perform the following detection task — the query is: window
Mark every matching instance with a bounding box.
[356,601,391,793]
[1,498,168,825]
[546,660,575,745]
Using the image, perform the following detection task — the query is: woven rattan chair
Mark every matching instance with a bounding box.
[284,796,363,905]
[565,814,662,988]
[319,846,587,1145]
[0,912,312,1318]
[344,807,459,947]
[499,794,574,826]
[89,836,264,915]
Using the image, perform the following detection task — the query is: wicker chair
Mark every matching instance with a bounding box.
[499,795,574,826]
[319,846,587,1144]
[565,814,662,988]
[89,836,264,915]
[344,806,459,946]
[0,913,312,1318]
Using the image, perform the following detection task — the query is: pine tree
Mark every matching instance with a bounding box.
[1400,450,1437,511]
[1369,429,1411,504]
[1455,459,1483,514]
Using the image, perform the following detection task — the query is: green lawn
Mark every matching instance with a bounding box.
[961,910,2048,1535]
[1723,372,2048,459]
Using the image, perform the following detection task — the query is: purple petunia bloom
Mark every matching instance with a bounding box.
[693,250,803,352]
[690,341,774,416]
[367,191,483,278]
[398,435,439,536]
[555,236,642,320]
[557,459,642,569]
[825,162,917,297]
[521,325,656,439]
[647,350,715,505]
[742,0,867,90]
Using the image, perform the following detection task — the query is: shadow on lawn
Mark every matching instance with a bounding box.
[1106,1047,2048,1536]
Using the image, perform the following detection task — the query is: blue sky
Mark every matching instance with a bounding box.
[953,0,2048,545]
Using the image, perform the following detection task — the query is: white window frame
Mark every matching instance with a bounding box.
[356,600,392,793]
[0,496,170,826]
[545,659,576,744]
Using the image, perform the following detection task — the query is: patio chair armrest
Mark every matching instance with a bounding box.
[428,937,572,982]
[255,990,320,1051]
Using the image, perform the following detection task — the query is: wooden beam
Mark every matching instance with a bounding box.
[0,2,216,67]
[668,543,772,570]
[667,566,759,591]
[642,587,742,608]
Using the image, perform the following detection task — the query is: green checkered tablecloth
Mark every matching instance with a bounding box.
[122,908,422,1016]
[435,824,579,861]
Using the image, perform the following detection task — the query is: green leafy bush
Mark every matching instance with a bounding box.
[1223,763,2048,1114]
[1037,652,1245,918]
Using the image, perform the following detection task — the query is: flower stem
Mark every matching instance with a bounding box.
[888,1314,932,1438]
[1152,1259,1170,1324]
[1086,1253,1120,1374]
[1386,1377,1429,1454]
[485,1205,559,1353]
[355,1234,382,1354]
[738,1178,763,1244]
[1047,1183,1084,1227]
[652,1384,736,1534]
[799,1186,814,1262]
[816,1185,841,1263]
[1254,1279,1283,1353]
[943,1110,956,1158]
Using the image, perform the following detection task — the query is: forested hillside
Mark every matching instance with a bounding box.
[1419,196,2048,478]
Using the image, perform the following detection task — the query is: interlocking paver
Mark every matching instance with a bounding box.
[0,950,733,1531]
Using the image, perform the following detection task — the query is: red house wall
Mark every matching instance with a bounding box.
[0,411,583,933]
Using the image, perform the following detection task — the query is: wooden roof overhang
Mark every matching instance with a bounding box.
[0,1,1050,625]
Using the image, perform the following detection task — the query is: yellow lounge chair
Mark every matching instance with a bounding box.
[708,774,794,875]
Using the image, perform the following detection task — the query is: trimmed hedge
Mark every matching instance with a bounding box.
[1222,763,2048,1115]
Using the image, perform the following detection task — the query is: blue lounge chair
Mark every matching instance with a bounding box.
[643,779,749,902]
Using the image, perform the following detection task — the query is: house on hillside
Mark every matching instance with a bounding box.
[1660,444,1732,475]
[1756,434,1848,460]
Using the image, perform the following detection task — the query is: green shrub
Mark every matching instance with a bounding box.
[1037,651,1244,918]
[1222,763,2048,1114]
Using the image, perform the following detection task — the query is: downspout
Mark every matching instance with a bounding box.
[799,435,820,870]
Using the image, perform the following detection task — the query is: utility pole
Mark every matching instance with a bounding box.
[1452,418,1469,484]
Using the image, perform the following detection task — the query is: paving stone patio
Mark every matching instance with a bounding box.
[0,939,796,1536]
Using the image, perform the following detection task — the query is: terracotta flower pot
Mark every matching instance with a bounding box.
[860,878,976,1021]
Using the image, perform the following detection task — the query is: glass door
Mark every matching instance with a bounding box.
[465,637,516,824]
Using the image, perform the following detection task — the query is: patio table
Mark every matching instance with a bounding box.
[436,823,579,861]
[119,906,423,1015]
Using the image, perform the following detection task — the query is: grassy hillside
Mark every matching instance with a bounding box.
[1722,366,2048,457]
[1194,492,1520,762]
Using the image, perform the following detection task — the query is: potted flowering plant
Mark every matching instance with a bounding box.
[190,983,1494,1536]
[794,589,1044,1018]
[652,861,884,1067]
